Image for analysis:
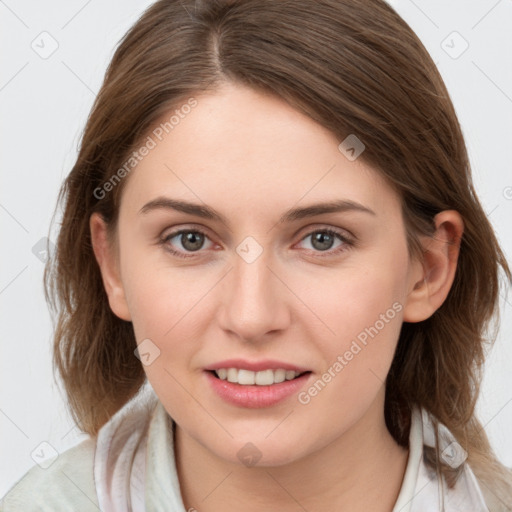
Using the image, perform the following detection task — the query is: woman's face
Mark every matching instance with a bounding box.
[110,82,420,465]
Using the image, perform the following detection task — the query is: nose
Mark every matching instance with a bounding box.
[216,246,291,343]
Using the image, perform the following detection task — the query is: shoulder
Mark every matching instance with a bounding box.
[0,436,99,512]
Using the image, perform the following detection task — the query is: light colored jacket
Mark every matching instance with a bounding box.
[0,384,501,511]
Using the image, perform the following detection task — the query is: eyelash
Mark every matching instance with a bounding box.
[158,227,354,260]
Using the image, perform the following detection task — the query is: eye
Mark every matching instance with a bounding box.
[296,228,353,256]
[159,228,215,258]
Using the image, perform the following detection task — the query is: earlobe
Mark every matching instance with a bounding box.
[89,212,132,321]
[402,210,464,323]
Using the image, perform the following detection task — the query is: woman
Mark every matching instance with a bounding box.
[2,0,511,510]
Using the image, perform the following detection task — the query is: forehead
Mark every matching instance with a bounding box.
[120,83,400,221]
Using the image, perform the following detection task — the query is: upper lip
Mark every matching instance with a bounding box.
[204,359,311,373]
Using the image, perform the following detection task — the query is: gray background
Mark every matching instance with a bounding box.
[1,0,511,495]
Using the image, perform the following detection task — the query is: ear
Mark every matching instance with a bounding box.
[402,210,464,323]
[89,212,131,321]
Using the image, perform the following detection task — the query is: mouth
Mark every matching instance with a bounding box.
[203,359,313,407]
[207,368,311,386]
[205,367,313,408]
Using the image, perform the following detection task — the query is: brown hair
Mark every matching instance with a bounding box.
[45,0,512,507]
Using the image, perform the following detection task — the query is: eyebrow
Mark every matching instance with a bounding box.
[138,197,376,224]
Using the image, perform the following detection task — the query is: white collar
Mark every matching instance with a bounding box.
[94,387,489,511]
[393,405,489,511]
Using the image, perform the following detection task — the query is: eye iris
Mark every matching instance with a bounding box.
[311,232,334,251]
[181,232,204,251]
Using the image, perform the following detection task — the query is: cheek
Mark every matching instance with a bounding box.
[125,272,207,361]
[118,228,201,337]
[119,245,216,402]
[120,254,206,417]
[304,275,402,385]
[300,241,409,378]
[291,275,404,439]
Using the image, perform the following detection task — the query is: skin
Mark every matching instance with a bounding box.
[90,82,464,511]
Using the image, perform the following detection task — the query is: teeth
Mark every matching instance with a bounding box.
[238,369,255,385]
[214,368,302,385]
[274,369,286,383]
[285,370,296,381]
[227,368,238,383]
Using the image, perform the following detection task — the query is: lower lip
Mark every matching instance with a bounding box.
[205,371,312,408]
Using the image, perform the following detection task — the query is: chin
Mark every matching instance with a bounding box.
[203,431,309,468]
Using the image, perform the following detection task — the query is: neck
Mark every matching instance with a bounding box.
[174,392,409,512]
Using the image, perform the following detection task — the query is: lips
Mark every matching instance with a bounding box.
[205,370,312,408]
[204,359,312,408]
